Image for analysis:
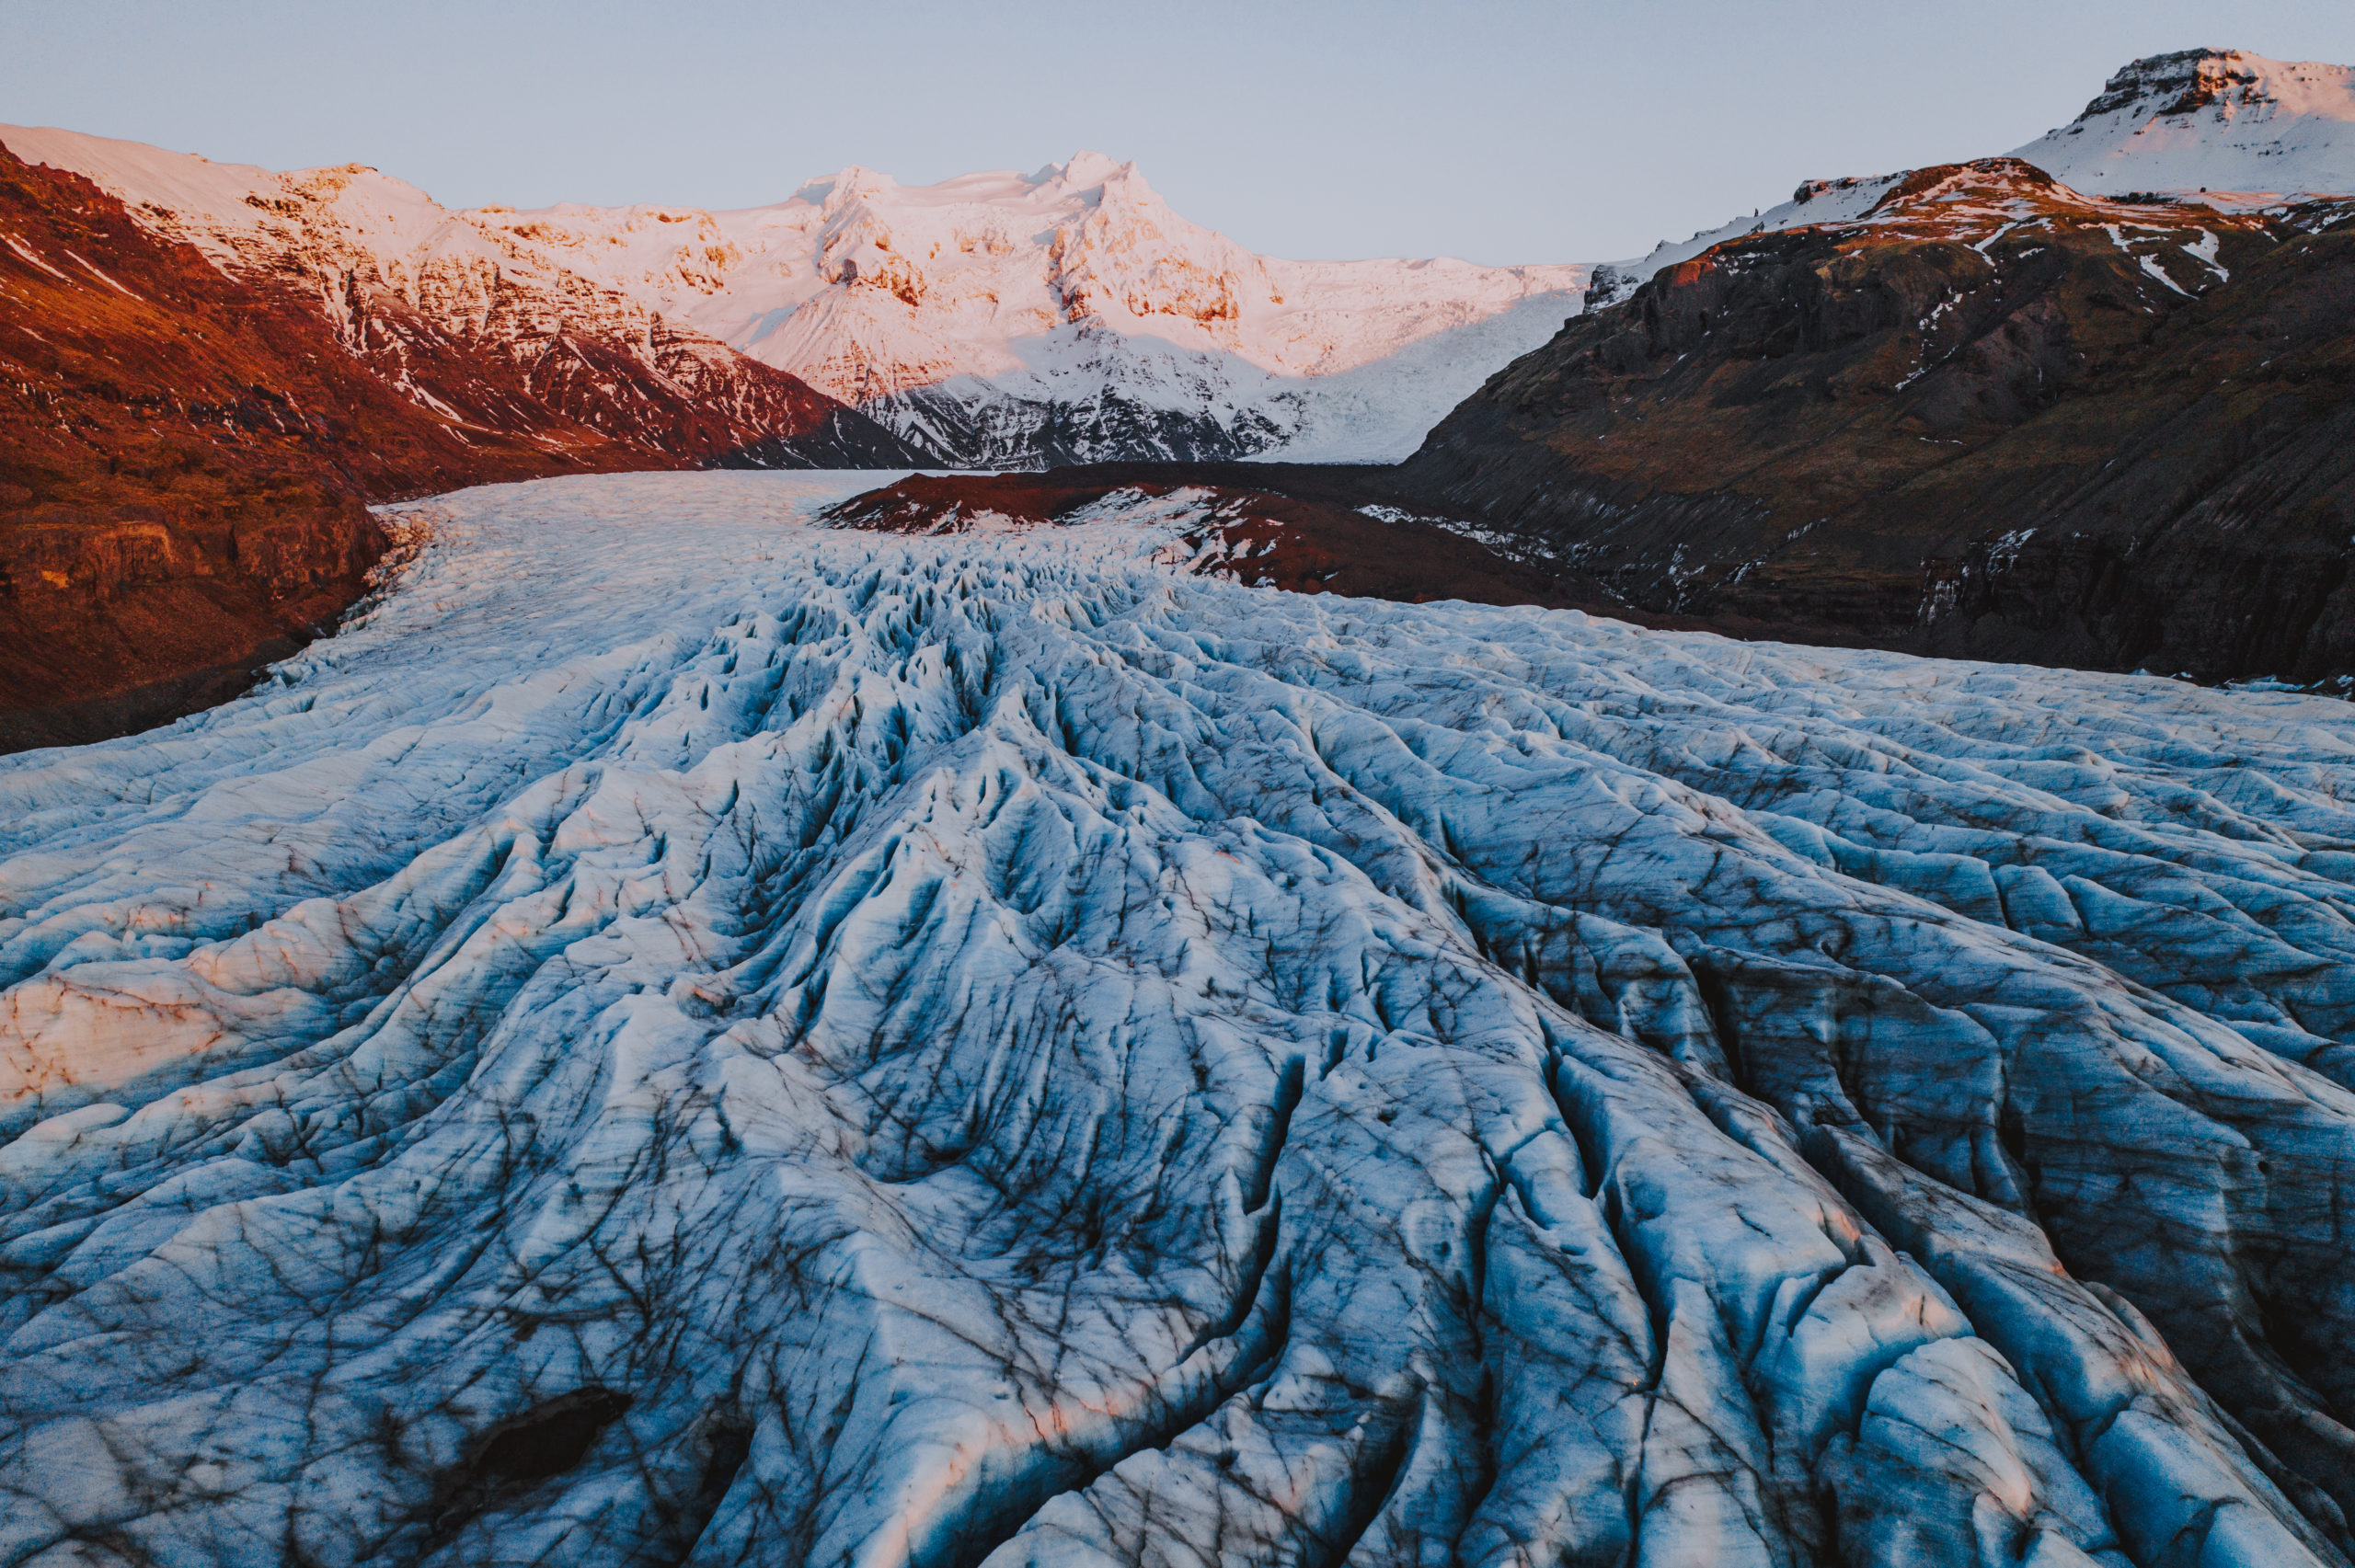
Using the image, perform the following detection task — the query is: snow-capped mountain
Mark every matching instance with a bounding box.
[0,124,929,475]
[1390,53,2355,687]
[1403,152,2355,681]
[2014,47,2355,199]
[0,128,1589,466]
[1585,47,2355,307]
[451,153,1589,464]
[3,471,2351,1562]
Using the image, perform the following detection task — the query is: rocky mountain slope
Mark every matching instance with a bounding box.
[2,144,479,751]
[2,129,1589,468]
[1398,61,2355,683]
[0,141,921,751]
[1586,48,2355,309]
[0,125,931,477]
[1,471,2351,1564]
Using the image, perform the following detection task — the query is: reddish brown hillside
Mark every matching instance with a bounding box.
[0,146,924,750]
[0,146,570,749]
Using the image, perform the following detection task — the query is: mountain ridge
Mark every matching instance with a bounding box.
[0,126,1591,468]
[1587,47,2355,311]
[2017,46,2355,197]
[1395,149,2355,682]
[0,142,922,750]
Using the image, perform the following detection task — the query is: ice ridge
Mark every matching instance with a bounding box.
[0,473,2352,1565]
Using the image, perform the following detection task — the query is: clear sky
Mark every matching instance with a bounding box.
[6,0,2354,264]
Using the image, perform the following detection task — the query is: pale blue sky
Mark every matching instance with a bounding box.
[6,1,2353,264]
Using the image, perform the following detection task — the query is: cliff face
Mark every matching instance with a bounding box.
[0,501,387,751]
[1401,159,2355,681]
[0,147,921,751]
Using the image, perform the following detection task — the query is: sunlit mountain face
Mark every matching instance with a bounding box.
[0,128,1589,469]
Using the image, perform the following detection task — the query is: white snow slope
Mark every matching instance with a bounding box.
[3,473,2354,1565]
[2014,48,2355,201]
[0,128,1586,464]
[1587,172,1908,303]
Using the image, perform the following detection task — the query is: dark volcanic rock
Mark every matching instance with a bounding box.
[821,466,1643,612]
[1398,158,2355,682]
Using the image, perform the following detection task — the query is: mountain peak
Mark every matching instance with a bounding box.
[0,120,1589,469]
[798,164,898,213]
[2076,48,2355,123]
[2014,46,2355,196]
[1034,150,1129,191]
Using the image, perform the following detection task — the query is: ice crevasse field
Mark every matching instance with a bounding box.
[2,471,2355,1567]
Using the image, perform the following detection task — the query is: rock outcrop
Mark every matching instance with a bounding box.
[818,466,1628,610]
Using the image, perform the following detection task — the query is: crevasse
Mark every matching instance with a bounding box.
[1,472,2351,1568]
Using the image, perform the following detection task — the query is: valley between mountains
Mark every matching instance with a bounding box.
[10,46,2355,739]
[4,42,2355,1568]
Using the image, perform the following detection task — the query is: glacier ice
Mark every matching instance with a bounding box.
[2,472,2353,1567]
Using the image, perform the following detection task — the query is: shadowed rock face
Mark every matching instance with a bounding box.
[1400,159,2355,684]
[0,500,392,753]
[0,148,925,751]
[1,472,2352,1567]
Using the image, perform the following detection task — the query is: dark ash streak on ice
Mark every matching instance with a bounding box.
[0,472,2351,1568]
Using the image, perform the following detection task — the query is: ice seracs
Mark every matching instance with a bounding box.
[1,472,2351,1565]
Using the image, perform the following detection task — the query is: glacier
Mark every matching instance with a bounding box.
[2,473,2353,1567]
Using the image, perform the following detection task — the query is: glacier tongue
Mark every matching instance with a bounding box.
[2,473,2354,1567]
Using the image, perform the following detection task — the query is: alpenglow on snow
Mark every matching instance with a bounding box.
[0,127,1589,468]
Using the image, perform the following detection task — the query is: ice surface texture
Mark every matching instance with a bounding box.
[3,473,2353,1568]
